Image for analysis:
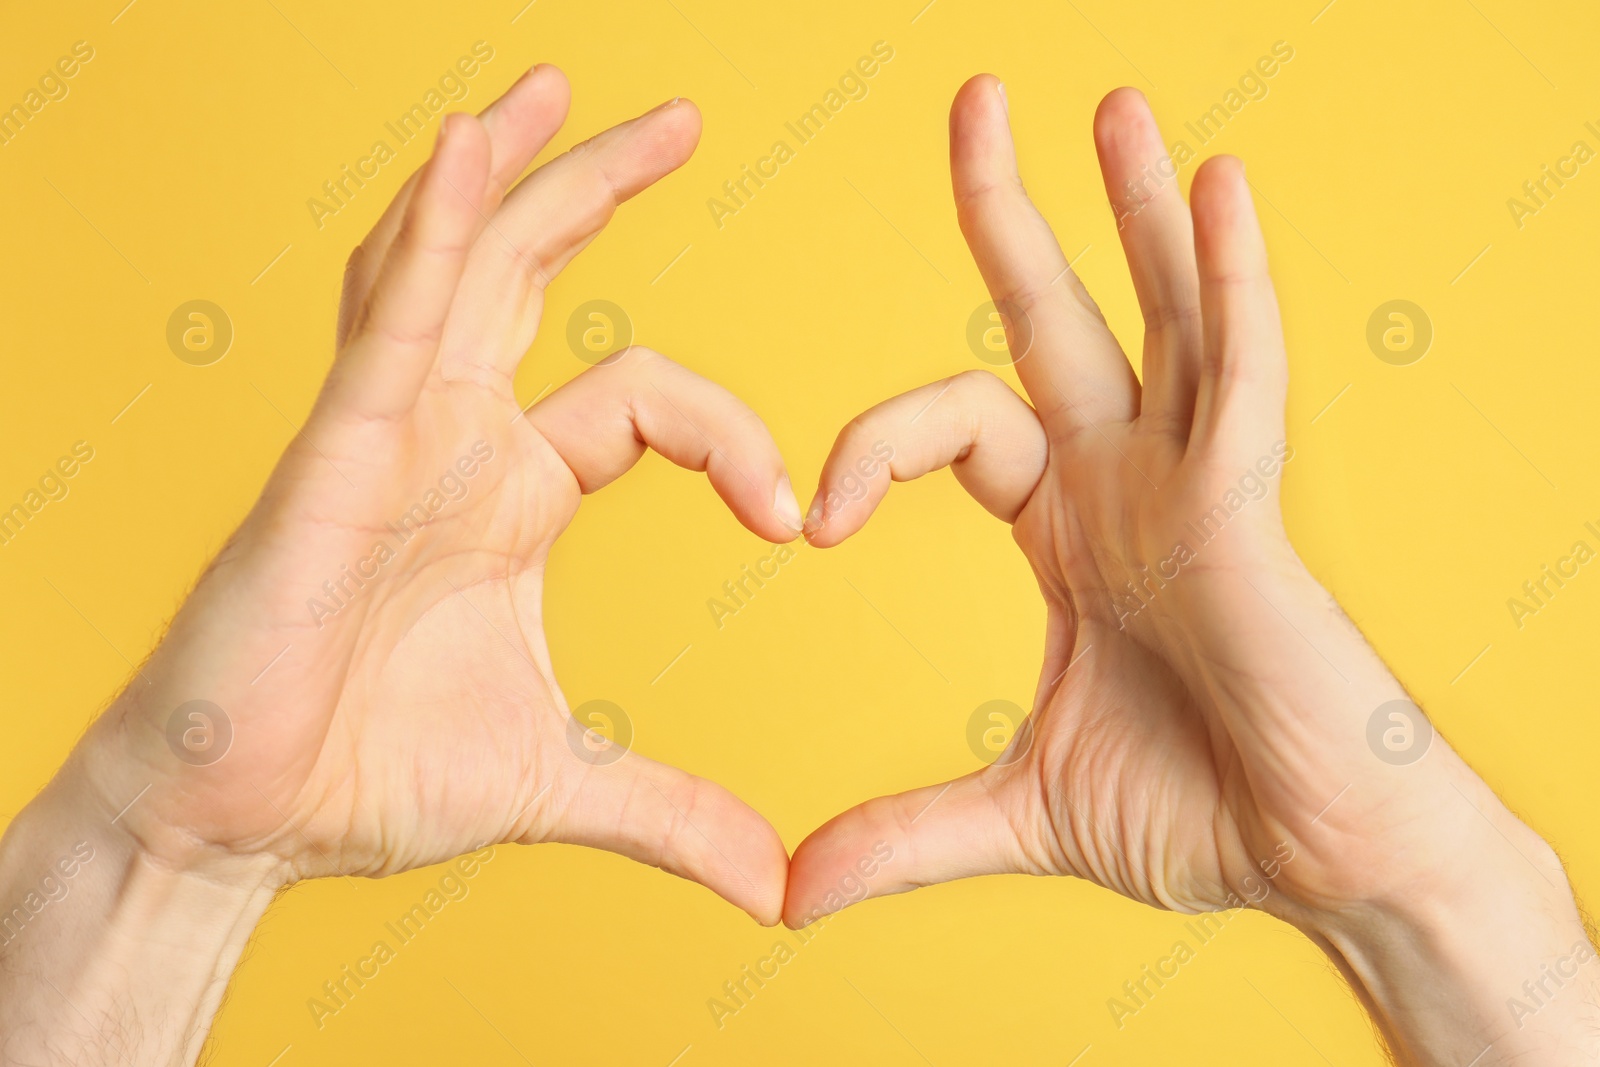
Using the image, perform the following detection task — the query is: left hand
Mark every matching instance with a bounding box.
[781,79,1557,940]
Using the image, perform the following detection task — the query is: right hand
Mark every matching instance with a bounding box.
[62,65,798,922]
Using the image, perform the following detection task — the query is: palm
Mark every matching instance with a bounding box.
[236,384,578,879]
[986,422,1280,911]
[1027,621,1228,909]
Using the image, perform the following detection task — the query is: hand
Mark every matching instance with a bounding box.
[787,75,1449,920]
[784,77,1596,1065]
[66,66,797,921]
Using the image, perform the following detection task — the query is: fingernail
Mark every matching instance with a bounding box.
[652,96,681,113]
[773,476,804,534]
[996,81,1008,113]
[802,494,825,536]
[436,114,454,149]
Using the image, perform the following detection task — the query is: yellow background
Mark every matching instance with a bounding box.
[4,0,1598,1063]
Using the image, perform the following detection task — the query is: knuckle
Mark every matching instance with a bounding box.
[953,174,1021,221]
[1201,344,1256,390]
[371,317,444,351]
[613,344,663,381]
[496,237,550,291]
[1141,301,1204,336]
[839,411,878,447]
[952,367,1006,398]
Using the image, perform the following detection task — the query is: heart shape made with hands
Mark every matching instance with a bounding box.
[95,63,1438,944]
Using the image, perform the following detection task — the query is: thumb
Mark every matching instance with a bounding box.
[782,770,1029,929]
[539,743,789,926]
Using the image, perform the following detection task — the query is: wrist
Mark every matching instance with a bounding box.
[0,761,281,1065]
[1298,815,1598,1066]
[71,684,294,887]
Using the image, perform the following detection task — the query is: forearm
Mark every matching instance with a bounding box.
[1188,561,1600,1061]
[1306,836,1600,1066]
[1256,571,1600,1063]
[0,769,279,1066]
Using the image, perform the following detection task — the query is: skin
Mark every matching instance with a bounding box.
[0,67,801,1063]
[785,78,1600,1065]
[0,67,1593,1067]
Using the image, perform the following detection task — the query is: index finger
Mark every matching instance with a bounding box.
[525,347,804,545]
